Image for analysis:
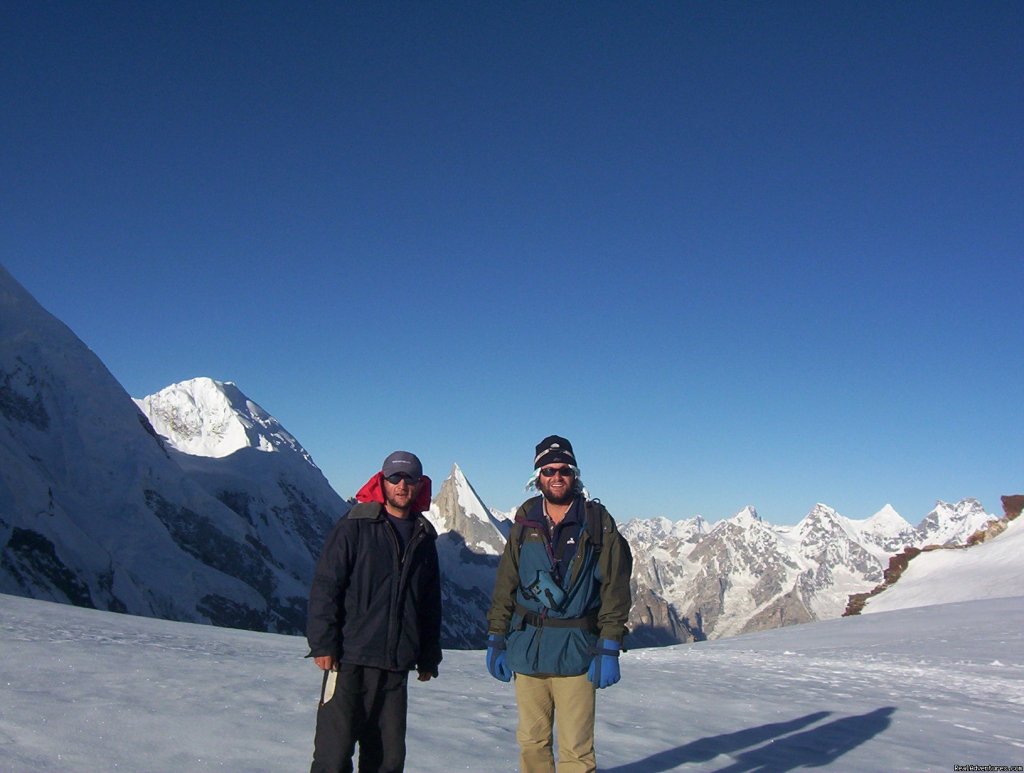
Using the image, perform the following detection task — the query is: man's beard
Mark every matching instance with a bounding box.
[385,491,413,512]
[541,485,575,506]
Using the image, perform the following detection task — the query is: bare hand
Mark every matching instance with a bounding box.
[314,656,335,671]
[416,671,433,682]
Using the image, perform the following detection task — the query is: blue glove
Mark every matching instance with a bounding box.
[486,634,513,682]
[587,639,621,688]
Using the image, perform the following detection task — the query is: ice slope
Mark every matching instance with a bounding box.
[1,266,343,634]
[0,265,294,628]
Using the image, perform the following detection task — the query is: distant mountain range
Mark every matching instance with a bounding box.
[0,263,1002,649]
[620,497,994,645]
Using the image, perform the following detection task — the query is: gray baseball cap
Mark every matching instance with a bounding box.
[381,451,423,479]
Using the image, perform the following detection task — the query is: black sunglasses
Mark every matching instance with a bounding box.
[539,466,575,478]
[384,473,421,485]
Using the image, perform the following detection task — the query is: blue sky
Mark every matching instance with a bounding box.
[2,1,1021,524]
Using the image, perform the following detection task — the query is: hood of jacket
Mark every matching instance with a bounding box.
[354,472,433,513]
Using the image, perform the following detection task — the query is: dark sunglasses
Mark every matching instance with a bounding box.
[539,466,575,478]
[384,473,421,485]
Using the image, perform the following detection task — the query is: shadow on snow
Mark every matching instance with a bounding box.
[602,707,895,773]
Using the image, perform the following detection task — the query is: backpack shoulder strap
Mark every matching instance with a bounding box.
[514,496,545,550]
[509,519,528,553]
[584,499,606,553]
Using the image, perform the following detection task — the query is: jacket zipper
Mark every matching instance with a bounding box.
[385,515,426,670]
[383,517,402,669]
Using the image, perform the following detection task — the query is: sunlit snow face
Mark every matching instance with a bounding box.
[537,464,576,506]
[382,474,421,516]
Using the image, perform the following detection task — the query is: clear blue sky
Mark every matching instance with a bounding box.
[2,1,1021,524]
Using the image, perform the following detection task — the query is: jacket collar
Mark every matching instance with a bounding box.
[525,494,583,527]
[346,500,439,539]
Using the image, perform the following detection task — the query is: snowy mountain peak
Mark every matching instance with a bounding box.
[135,377,313,466]
[867,503,901,522]
[674,514,709,540]
[916,498,995,546]
[425,464,509,648]
[796,503,851,537]
[427,464,507,551]
[621,513,708,548]
[730,505,762,524]
[862,504,913,532]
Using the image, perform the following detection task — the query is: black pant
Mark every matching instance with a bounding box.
[311,664,410,773]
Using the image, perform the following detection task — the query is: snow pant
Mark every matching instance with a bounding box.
[514,672,596,773]
[310,663,409,773]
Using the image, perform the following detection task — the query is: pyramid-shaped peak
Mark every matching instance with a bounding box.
[864,504,911,527]
[801,503,843,525]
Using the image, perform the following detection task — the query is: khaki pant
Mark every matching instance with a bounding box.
[514,673,596,773]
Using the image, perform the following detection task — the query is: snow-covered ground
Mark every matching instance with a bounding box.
[2,591,1021,772]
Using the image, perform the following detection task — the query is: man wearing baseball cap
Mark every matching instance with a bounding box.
[486,436,633,772]
[307,451,442,773]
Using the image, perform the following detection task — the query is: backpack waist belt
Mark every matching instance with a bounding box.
[514,603,598,632]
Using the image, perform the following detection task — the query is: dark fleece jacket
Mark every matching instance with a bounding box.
[306,478,442,675]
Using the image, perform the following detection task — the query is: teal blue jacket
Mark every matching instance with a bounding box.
[486,496,632,676]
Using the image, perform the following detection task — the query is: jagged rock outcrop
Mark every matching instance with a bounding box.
[628,586,703,646]
[1001,494,1024,519]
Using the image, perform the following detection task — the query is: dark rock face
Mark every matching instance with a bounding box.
[628,586,703,646]
[2,527,95,608]
[1002,495,1024,520]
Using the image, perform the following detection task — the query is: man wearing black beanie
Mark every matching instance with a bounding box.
[486,435,633,772]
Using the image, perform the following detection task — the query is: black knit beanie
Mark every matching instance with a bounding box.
[534,435,576,469]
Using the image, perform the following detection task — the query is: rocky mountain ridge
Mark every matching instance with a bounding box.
[622,497,996,643]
